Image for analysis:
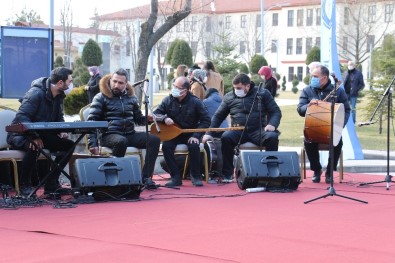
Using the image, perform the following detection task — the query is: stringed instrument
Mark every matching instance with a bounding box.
[150,123,244,141]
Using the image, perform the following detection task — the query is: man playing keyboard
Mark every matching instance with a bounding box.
[7,67,75,197]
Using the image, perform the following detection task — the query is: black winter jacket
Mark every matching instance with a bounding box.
[86,73,102,103]
[87,74,147,148]
[153,92,211,140]
[7,77,66,148]
[209,83,282,135]
[297,81,350,126]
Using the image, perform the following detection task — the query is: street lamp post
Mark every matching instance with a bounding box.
[261,0,264,55]
[261,2,290,56]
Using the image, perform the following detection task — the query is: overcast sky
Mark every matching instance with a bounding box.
[0,0,151,28]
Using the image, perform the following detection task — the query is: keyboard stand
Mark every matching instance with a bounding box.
[27,133,85,198]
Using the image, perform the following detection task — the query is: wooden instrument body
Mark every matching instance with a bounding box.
[304,101,344,146]
[150,123,244,142]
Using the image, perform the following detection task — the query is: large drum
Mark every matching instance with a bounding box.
[304,101,345,146]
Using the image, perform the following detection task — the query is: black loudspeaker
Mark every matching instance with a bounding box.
[235,151,301,190]
[72,156,143,200]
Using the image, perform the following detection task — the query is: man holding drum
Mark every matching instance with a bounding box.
[297,65,350,183]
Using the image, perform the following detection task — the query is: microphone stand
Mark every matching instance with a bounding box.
[305,81,367,204]
[359,75,395,190]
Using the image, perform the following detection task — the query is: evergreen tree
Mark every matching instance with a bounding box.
[249,54,267,75]
[54,56,64,68]
[170,40,193,69]
[72,57,90,87]
[81,39,103,67]
[306,46,320,65]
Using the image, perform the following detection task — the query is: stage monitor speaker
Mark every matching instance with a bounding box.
[71,156,143,200]
[235,151,301,190]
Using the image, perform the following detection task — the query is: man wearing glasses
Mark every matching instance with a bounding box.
[154,77,211,187]
[87,68,161,189]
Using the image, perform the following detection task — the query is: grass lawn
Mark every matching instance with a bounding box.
[1,90,392,151]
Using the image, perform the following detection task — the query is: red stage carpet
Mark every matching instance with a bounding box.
[1,171,395,263]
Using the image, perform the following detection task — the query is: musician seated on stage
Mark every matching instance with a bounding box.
[153,76,211,187]
[202,73,282,183]
[87,68,160,190]
[297,65,350,184]
[7,67,76,197]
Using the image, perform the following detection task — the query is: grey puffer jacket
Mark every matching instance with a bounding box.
[7,77,66,148]
[87,74,147,148]
[209,83,282,135]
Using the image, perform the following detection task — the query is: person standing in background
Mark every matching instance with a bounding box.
[343,61,365,123]
[85,66,102,103]
[203,61,224,96]
[190,69,207,100]
[258,66,277,98]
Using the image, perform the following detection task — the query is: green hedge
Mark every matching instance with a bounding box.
[64,87,89,115]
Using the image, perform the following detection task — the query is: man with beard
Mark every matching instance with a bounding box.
[87,68,160,189]
[7,67,75,197]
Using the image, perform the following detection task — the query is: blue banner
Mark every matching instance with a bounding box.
[321,0,363,160]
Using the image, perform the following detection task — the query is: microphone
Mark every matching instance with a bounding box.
[132,79,148,87]
[358,121,374,127]
[330,72,339,83]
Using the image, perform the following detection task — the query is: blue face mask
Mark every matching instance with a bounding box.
[172,87,185,97]
[310,76,321,89]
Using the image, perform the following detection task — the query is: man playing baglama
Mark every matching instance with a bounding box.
[297,65,350,183]
[153,76,211,187]
[202,73,282,183]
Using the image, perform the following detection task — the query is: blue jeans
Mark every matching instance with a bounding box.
[348,95,357,123]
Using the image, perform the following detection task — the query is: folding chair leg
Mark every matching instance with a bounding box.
[182,154,189,179]
[339,150,343,183]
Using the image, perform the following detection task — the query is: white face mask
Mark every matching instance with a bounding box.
[203,76,208,83]
[89,72,94,76]
[172,87,186,98]
[348,66,355,70]
[234,89,246,97]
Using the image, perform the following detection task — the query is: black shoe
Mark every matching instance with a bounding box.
[44,184,70,195]
[19,186,35,197]
[312,170,322,183]
[165,176,182,187]
[191,175,203,187]
[144,177,158,190]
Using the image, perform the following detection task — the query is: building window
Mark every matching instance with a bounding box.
[184,18,190,31]
[344,7,349,25]
[306,9,313,26]
[316,8,321,25]
[288,10,294,27]
[158,42,167,57]
[191,41,198,56]
[343,37,348,53]
[240,41,246,54]
[126,40,131,56]
[288,67,294,82]
[367,35,375,52]
[297,67,303,81]
[306,37,312,54]
[296,38,302,54]
[225,16,231,29]
[256,40,261,53]
[176,23,182,32]
[385,4,394,22]
[241,15,247,28]
[272,13,278,26]
[368,5,376,23]
[287,38,293,55]
[205,41,211,57]
[206,17,212,32]
[297,10,304,26]
[271,40,278,53]
[191,16,197,31]
[256,14,261,27]
[315,37,320,48]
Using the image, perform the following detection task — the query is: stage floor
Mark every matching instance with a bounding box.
[1,171,395,263]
